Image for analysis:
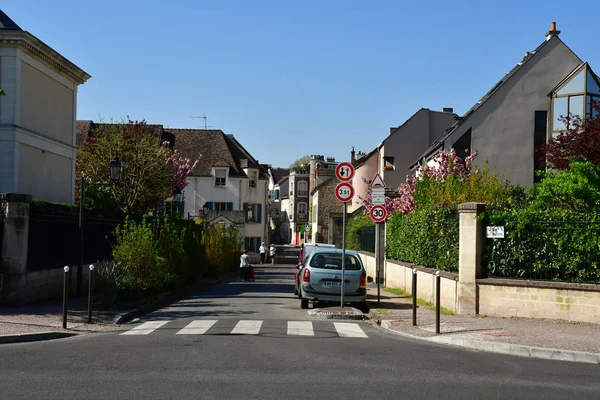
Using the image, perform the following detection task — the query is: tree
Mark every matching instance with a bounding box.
[542,100,600,170]
[77,119,199,214]
[289,155,311,169]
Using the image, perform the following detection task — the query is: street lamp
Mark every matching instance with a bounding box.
[171,188,183,216]
[202,203,210,217]
[78,156,124,296]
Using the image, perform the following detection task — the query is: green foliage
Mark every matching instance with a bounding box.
[0,89,5,96]
[386,208,459,272]
[528,160,600,212]
[156,218,188,287]
[346,214,373,250]
[289,154,311,169]
[413,161,525,211]
[484,208,600,283]
[201,223,243,277]
[30,200,79,215]
[112,217,168,293]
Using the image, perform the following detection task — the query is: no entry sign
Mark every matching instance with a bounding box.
[370,205,387,223]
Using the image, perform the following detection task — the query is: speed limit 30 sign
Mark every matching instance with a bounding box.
[370,205,387,223]
[335,182,354,202]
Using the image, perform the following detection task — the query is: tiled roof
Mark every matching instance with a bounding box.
[166,129,240,177]
[224,134,268,179]
[271,168,290,184]
[0,10,22,30]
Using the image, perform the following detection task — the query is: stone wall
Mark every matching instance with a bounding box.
[313,178,339,244]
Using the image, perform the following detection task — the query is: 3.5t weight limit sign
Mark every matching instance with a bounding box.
[370,205,387,223]
[335,182,354,202]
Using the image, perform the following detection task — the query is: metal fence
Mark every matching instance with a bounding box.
[485,221,600,283]
[359,225,376,253]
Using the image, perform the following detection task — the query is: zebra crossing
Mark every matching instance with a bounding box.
[120,319,369,338]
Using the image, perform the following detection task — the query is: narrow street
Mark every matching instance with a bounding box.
[1,265,599,399]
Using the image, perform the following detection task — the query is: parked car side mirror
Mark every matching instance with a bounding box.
[296,264,303,269]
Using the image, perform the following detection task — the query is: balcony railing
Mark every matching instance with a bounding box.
[297,190,308,197]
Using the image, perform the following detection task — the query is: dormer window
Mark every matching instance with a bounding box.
[214,168,228,187]
[249,170,258,188]
[551,63,600,136]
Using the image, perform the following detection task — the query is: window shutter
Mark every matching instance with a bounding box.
[243,203,249,223]
[255,237,261,253]
[206,202,213,210]
[226,202,233,211]
[256,204,262,224]
[244,237,249,251]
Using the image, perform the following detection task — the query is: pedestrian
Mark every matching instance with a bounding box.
[269,244,276,265]
[259,242,266,264]
[240,249,251,281]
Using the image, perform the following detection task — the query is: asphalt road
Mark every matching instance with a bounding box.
[1,264,599,399]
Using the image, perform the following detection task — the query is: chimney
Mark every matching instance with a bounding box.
[351,147,356,163]
[545,22,560,41]
[442,107,453,113]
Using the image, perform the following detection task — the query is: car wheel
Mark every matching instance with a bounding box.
[359,302,370,314]
[301,298,309,309]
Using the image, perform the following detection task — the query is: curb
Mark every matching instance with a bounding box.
[379,320,600,365]
[308,307,367,320]
[0,331,77,345]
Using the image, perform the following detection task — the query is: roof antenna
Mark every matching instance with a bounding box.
[191,114,212,129]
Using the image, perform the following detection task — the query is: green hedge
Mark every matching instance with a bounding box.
[386,207,459,272]
[30,200,79,215]
[483,208,600,283]
[346,213,373,250]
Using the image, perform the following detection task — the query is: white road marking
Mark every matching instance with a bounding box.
[287,321,314,336]
[334,322,368,338]
[231,320,263,335]
[176,320,218,335]
[121,321,169,335]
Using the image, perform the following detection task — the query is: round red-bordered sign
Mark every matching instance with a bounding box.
[335,182,355,202]
[370,205,387,223]
[335,162,355,182]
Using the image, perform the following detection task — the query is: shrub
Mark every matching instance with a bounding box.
[386,207,459,272]
[202,224,243,277]
[346,214,373,250]
[156,217,188,288]
[112,217,168,293]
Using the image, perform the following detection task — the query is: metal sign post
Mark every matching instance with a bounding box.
[335,162,355,309]
[369,173,388,305]
[341,202,346,308]
[375,221,380,304]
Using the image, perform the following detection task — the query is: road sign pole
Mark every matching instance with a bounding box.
[341,201,346,308]
[375,221,380,304]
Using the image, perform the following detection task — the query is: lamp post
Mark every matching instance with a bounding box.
[77,156,124,296]
[171,188,183,216]
[202,203,210,217]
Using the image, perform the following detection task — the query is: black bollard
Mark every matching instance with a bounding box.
[87,264,95,324]
[412,268,417,326]
[435,270,441,334]
[62,266,70,329]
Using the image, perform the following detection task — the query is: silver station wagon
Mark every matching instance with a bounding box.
[298,248,368,312]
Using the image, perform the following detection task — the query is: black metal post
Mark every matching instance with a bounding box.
[62,266,70,329]
[435,271,441,334]
[77,176,84,297]
[412,268,417,326]
[87,265,95,323]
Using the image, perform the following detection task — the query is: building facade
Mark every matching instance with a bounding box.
[1,11,90,203]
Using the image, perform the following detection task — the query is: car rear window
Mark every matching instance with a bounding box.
[309,253,362,270]
[303,245,334,261]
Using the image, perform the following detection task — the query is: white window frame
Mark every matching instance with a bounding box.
[297,181,308,197]
[248,170,258,188]
[214,168,228,187]
[297,202,307,219]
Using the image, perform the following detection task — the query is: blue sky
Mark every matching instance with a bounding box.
[5,1,599,168]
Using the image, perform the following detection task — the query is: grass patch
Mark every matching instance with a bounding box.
[382,287,456,315]
[477,314,488,318]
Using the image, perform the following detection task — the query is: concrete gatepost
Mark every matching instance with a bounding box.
[457,202,486,314]
[0,193,32,307]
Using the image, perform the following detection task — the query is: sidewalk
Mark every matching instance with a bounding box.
[366,285,600,364]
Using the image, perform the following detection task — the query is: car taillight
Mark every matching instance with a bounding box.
[303,268,311,283]
[299,252,303,264]
[360,271,366,288]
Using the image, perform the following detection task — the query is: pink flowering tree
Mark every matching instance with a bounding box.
[357,149,478,218]
[161,141,199,195]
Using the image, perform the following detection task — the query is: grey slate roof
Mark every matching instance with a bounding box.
[0,10,22,30]
[271,168,290,184]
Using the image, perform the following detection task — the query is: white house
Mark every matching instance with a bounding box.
[171,129,269,252]
[0,10,90,203]
[267,167,290,244]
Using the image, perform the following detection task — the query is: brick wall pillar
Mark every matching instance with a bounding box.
[457,202,486,314]
[0,193,32,306]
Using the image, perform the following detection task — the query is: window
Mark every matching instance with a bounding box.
[383,156,395,171]
[244,237,262,253]
[290,182,294,196]
[587,95,600,119]
[297,202,307,220]
[309,253,362,271]
[249,170,258,188]
[214,202,227,211]
[215,169,227,187]
[244,203,262,223]
[552,65,600,134]
[297,181,308,197]
[534,111,548,180]
[452,129,472,159]
[275,189,280,200]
